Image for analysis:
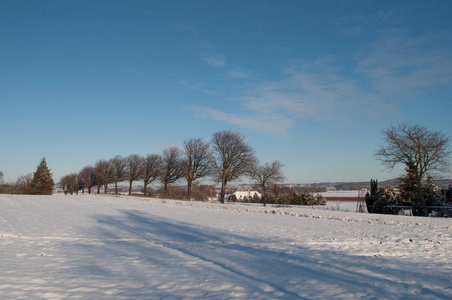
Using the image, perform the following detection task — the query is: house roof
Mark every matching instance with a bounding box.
[232,191,261,198]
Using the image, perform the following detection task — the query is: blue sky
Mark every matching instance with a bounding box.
[1,0,451,184]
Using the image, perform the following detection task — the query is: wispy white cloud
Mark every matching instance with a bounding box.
[336,8,408,36]
[357,29,452,97]
[185,55,382,134]
[225,68,253,79]
[178,79,218,95]
[188,57,377,135]
[231,62,374,127]
[201,52,226,67]
[189,106,293,134]
[186,17,451,135]
[337,8,452,98]
[199,42,226,67]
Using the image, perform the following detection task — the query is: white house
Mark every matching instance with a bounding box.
[227,190,262,202]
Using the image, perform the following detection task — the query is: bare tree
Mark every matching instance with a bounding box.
[59,173,79,195]
[141,154,162,195]
[249,160,285,206]
[16,174,33,194]
[211,130,257,204]
[0,171,4,193]
[160,147,183,195]
[126,154,143,195]
[68,173,80,194]
[182,138,212,201]
[111,155,127,194]
[94,159,114,194]
[78,166,96,194]
[375,123,451,216]
[94,160,105,194]
[191,184,216,201]
[59,174,71,195]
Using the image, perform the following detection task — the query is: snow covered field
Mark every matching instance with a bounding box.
[1,194,451,299]
[319,190,366,198]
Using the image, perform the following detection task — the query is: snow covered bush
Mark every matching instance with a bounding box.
[291,191,325,205]
[365,180,402,215]
[408,178,449,217]
[367,178,451,217]
[259,190,326,206]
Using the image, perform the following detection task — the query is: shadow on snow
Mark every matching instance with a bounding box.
[68,210,450,299]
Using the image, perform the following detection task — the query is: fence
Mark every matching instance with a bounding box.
[365,205,452,217]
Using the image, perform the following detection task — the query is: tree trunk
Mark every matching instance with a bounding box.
[115,181,118,194]
[164,181,168,194]
[104,184,108,194]
[129,180,133,195]
[417,178,428,216]
[144,181,148,196]
[219,180,226,204]
[187,181,192,201]
[263,185,267,207]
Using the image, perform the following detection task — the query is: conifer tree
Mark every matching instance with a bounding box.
[399,162,418,201]
[31,157,55,195]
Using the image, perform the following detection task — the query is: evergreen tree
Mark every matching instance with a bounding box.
[399,162,418,201]
[31,157,54,195]
[366,179,401,215]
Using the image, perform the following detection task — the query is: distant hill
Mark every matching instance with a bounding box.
[304,178,452,190]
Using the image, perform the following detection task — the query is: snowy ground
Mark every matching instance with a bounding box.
[0,194,451,299]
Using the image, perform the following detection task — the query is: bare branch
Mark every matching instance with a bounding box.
[110,155,127,194]
[211,130,257,203]
[182,138,212,200]
[126,154,144,195]
[94,159,114,194]
[375,122,451,179]
[160,147,183,195]
[249,160,285,206]
[375,122,451,216]
[78,166,96,194]
[141,154,162,195]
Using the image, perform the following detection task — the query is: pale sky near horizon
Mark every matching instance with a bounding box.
[1,0,451,184]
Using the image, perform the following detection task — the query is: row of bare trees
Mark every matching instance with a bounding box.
[60,154,164,196]
[59,130,285,203]
[0,173,34,194]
